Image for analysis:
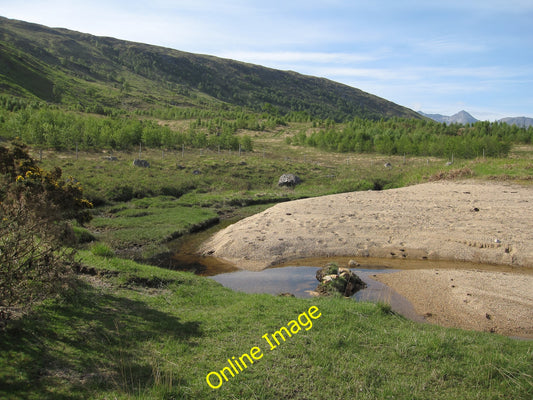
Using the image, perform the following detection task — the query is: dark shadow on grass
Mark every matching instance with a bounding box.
[0,278,201,399]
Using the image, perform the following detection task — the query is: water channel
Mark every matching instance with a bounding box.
[165,226,433,322]
[165,216,532,336]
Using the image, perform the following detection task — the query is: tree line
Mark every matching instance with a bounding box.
[0,100,254,152]
[289,118,532,158]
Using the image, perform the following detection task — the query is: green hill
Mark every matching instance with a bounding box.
[0,16,421,121]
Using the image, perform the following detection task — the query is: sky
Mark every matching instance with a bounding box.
[1,0,532,120]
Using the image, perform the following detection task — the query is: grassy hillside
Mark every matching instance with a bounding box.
[0,16,421,121]
[1,252,531,399]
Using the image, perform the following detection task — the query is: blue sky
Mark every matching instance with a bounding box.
[1,0,532,120]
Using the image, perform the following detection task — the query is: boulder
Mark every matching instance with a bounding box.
[315,263,366,297]
[278,173,301,187]
[133,159,150,168]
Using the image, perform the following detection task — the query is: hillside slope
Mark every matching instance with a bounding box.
[0,16,421,121]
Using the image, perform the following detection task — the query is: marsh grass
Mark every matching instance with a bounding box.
[1,253,531,399]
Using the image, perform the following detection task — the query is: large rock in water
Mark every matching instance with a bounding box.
[315,263,366,297]
[278,173,301,187]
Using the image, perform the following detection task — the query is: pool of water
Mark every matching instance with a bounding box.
[209,265,425,322]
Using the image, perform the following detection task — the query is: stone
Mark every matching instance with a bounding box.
[133,159,150,168]
[316,263,339,281]
[278,292,295,297]
[278,173,301,187]
[314,263,366,297]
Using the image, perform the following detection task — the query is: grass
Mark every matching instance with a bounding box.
[88,196,218,258]
[1,253,531,399]
[90,242,115,258]
[2,130,532,399]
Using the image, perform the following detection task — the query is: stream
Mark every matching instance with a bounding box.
[209,264,425,322]
[166,227,427,322]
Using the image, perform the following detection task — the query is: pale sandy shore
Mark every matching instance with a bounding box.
[201,181,533,270]
[200,181,533,336]
[374,269,533,337]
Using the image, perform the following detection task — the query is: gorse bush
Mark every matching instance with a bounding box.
[0,141,92,320]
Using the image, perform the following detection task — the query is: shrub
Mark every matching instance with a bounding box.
[0,141,92,320]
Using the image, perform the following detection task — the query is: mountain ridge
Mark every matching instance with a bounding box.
[418,110,478,124]
[0,16,421,121]
[419,110,533,128]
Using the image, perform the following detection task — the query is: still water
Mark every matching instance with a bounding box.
[209,265,425,323]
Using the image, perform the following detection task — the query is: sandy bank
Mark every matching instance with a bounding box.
[374,269,533,337]
[200,181,533,270]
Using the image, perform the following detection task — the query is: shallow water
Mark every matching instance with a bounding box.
[209,265,425,322]
[166,225,530,326]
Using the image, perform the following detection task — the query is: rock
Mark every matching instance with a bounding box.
[348,259,360,267]
[315,263,366,297]
[322,274,337,282]
[278,173,301,187]
[193,170,201,175]
[133,159,150,168]
[316,263,339,281]
[278,292,295,297]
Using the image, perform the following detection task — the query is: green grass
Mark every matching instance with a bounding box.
[34,140,532,265]
[87,196,218,259]
[1,253,531,399]
[2,132,531,399]
[90,242,115,258]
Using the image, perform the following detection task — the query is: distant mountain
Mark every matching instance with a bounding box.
[0,16,421,121]
[498,117,533,128]
[418,110,478,124]
[419,110,533,128]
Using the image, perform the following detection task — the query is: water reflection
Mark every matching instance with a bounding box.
[209,265,425,322]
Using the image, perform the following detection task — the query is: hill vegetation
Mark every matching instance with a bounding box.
[289,117,532,159]
[0,16,421,121]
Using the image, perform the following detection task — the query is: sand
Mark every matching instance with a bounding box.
[200,181,533,336]
[201,181,533,270]
[374,268,533,337]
